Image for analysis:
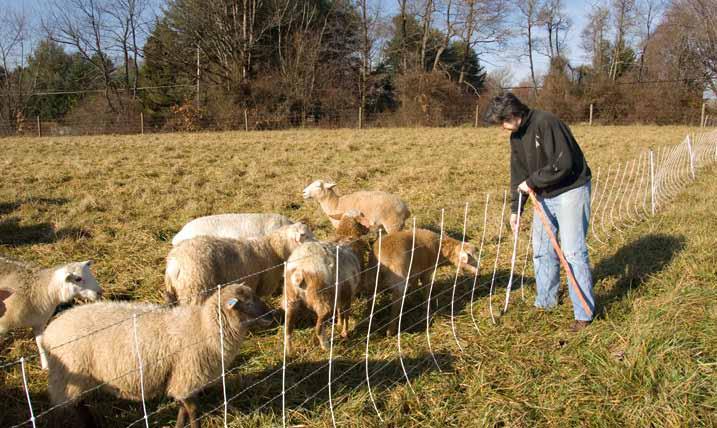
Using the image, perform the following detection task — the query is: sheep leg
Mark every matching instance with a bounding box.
[175,405,187,428]
[33,326,48,370]
[315,310,330,351]
[339,306,351,339]
[74,401,98,428]
[386,285,403,337]
[284,300,299,356]
[176,399,199,428]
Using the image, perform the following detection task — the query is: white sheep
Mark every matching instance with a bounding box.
[302,180,410,233]
[42,283,272,428]
[165,223,314,304]
[171,213,294,246]
[0,256,101,370]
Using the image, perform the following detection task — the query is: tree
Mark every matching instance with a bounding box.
[516,0,542,94]
[537,0,571,59]
[609,0,637,80]
[45,0,119,111]
[0,8,32,126]
[581,4,610,75]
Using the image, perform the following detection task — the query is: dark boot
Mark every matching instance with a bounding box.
[570,320,591,332]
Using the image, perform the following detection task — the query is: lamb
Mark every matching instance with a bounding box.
[0,257,101,370]
[165,222,314,304]
[42,283,272,428]
[372,229,479,336]
[283,213,370,355]
[302,180,410,233]
[171,213,294,246]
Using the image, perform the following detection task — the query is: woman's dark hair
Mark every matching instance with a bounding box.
[483,92,530,124]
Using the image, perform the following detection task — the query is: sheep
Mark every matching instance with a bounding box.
[171,213,294,246]
[165,222,314,304]
[0,288,12,317]
[302,180,410,233]
[42,283,272,428]
[283,212,369,355]
[372,229,479,336]
[0,257,101,370]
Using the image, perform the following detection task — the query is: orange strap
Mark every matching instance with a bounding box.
[528,190,593,317]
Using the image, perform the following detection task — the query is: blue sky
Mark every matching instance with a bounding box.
[6,0,592,85]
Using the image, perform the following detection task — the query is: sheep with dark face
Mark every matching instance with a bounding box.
[0,257,101,369]
[303,180,410,233]
[42,283,272,428]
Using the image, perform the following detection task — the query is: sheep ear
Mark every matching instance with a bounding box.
[226,298,239,309]
[82,260,93,268]
[356,213,372,228]
[324,182,337,189]
[0,288,12,302]
[328,212,344,221]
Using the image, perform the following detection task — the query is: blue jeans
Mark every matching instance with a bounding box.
[531,182,595,321]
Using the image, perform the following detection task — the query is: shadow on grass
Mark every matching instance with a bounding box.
[227,352,454,417]
[594,233,685,314]
[0,197,69,216]
[0,217,91,246]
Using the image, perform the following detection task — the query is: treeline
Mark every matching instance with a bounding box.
[0,0,715,133]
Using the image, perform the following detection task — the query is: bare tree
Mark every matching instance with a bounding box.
[608,0,637,80]
[432,0,456,72]
[357,0,382,116]
[456,0,509,88]
[636,0,664,81]
[419,0,435,70]
[581,3,610,74]
[672,0,717,94]
[398,0,409,72]
[537,0,571,59]
[516,0,542,94]
[0,8,32,125]
[106,0,149,97]
[45,0,118,111]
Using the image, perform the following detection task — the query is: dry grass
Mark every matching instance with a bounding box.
[0,125,715,427]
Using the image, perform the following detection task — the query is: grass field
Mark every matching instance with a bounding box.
[0,126,715,427]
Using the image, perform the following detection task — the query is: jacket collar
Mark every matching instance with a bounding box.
[517,109,534,133]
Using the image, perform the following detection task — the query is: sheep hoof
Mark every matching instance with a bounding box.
[386,328,397,337]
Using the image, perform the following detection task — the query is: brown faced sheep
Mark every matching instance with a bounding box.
[165,223,314,304]
[302,180,410,233]
[42,283,271,428]
[372,229,478,336]
[282,212,372,355]
[0,257,101,370]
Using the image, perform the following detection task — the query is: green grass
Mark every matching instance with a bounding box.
[0,126,715,427]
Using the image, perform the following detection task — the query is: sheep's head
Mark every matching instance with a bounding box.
[453,243,479,275]
[282,222,315,245]
[329,210,372,237]
[55,260,102,303]
[220,283,273,329]
[302,180,336,200]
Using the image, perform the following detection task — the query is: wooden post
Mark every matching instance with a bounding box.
[140,112,144,135]
[589,104,594,126]
[701,102,706,128]
[649,149,655,215]
[36,116,41,137]
[244,109,249,132]
[474,103,480,128]
[358,106,363,129]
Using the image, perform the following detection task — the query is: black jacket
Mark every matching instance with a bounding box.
[510,109,591,214]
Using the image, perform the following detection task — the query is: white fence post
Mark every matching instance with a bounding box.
[397,218,417,394]
[450,203,468,352]
[218,284,228,428]
[20,357,37,428]
[365,230,384,420]
[132,314,150,428]
[426,210,444,371]
[649,149,656,215]
[686,134,696,179]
